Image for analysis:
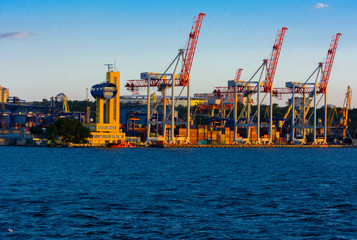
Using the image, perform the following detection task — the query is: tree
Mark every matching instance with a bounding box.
[46,118,92,143]
[30,126,43,134]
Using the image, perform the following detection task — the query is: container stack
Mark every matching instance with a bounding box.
[174,126,263,145]
[250,126,257,142]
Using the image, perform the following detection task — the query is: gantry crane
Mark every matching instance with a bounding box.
[125,13,206,144]
[217,27,287,144]
[340,86,352,140]
[63,94,70,112]
[325,86,352,143]
[273,33,341,144]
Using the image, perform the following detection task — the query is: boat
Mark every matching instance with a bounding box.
[106,140,136,148]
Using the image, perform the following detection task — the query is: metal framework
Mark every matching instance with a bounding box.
[264,27,288,93]
[273,33,341,144]
[194,69,244,126]
[231,27,287,144]
[124,13,206,144]
[319,33,342,94]
[180,13,206,87]
[341,86,352,139]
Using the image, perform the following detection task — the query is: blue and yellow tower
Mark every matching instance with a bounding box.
[86,67,125,145]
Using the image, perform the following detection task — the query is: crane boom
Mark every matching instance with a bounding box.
[272,87,314,96]
[180,13,206,86]
[264,27,288,93]
[125,78,182,92]
[319,33,342,93]
[234,68,243,82]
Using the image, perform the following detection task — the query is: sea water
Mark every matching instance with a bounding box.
[0,147,356,239]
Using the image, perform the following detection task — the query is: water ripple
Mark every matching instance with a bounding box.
[0,147,356,239]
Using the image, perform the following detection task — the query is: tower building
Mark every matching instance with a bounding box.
[86,66,125,145]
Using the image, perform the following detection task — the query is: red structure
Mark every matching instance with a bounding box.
[180,13,206,86]
[273,33,342,97]
[213,27,288,95]
[264,27,288,93]
[319,33,342,93]
[234,68,243,82]
[125,13,206,92]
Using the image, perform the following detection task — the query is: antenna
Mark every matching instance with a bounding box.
[104,64,113,72]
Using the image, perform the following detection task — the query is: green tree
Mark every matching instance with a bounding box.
[47,118,92,143]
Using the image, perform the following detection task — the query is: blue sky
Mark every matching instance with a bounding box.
[0,0,356,107]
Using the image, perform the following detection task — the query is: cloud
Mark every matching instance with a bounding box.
[0,31,34,40]
[314,3,329,9]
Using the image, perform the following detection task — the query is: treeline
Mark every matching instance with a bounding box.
[30,99,96,112]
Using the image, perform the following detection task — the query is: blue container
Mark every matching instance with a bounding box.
[198,140,207,145]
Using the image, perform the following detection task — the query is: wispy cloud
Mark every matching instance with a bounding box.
[314,2,329,9]
[0,31,34,40]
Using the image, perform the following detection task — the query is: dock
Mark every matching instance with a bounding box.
[150,144,353,148]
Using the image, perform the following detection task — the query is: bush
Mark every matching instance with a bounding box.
[30,126,43,134]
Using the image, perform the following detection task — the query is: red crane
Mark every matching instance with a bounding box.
[180,13,206,86]
[213,27,287,95]
[125,13,206,92]
[264,27,288,93]
[273,33,342,97]
[319,33,342,93]
[234,68,243,82]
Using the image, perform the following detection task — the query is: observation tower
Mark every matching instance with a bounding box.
[85,64,125,145]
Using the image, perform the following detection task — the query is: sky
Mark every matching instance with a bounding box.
[0,0,356,108]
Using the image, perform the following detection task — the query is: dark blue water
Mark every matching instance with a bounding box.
[0,147,356,239]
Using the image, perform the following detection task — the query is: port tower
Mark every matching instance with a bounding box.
[85,65,125,145]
